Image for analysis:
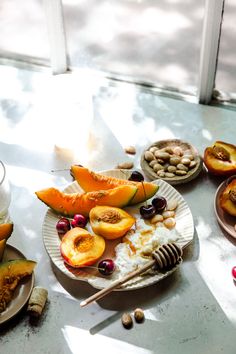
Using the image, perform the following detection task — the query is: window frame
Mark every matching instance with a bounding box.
[1,0,230,107]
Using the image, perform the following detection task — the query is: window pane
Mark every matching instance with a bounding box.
[63,0,205,94]
[0,0,50,61]
[215,0,236,97]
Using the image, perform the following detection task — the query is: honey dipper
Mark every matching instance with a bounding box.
[80,242,183,307]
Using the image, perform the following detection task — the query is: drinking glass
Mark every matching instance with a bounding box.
[0,160,11,224]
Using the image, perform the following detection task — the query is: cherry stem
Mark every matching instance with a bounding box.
[141,181,147,206]
[51,168,70,172]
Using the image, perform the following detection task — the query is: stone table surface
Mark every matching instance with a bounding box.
[0,66,236,354]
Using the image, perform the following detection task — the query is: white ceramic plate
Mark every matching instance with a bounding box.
[42,170,194,290]
[0,244,35,325]
[214,180,236,238]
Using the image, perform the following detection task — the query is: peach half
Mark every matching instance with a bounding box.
[220,178,236,217]
[89,206,135,240]
[60,227,105,268]
[204,141,236,176]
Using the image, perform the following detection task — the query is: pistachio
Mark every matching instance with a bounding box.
[116,162,134,169]
[176,170,187,176]
[184,154,194,161]
[169,156,181,166]
[149,159,157,167]
[134,308,145,323]
[157,170,166,177]
[125,146,136,155]
[173,146,183,156]
[181,158,191,165]
[165,172,175,178]
[189,160,197,168]
[154,151,170,160]
[176,163,188,172]
[144,151,155,162]
[164,146,174,154]
[153,163,164,172]
[167,165,177,173]
[149,146,158,153]
[121,313,133,329]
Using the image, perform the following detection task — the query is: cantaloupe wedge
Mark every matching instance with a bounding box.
[70,165,158,205]
[35,185,138,217]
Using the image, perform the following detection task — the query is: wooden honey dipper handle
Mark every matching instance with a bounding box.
[80,243,182,308]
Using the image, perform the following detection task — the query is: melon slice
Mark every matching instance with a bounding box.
[35,185,137,217]
[0,223,14,242]
[70,165,158,205]
[0,259,36,313]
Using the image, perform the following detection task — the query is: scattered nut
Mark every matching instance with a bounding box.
[166,199,178,211]
[121,312,133,329]
[150,214,164,223]
[163,217,176,229]
[116,162,134,169]
[125,146,136,155]
[162,210,175,219]
[134,308,145,323]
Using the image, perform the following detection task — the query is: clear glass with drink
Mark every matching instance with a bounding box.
[0,160,11,224]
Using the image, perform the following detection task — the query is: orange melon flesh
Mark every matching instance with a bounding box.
[70,165,159,205]
[0,223,14,261]
[0,223,14,241]
[0,259,36,313]
[35,185,137,217]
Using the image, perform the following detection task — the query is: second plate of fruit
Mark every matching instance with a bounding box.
[42,169,194,290]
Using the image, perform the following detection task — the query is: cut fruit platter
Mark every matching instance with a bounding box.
[38,166,194,291]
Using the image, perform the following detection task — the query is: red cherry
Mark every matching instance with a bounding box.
[231,266,236,280]
[98,259,116,276]
[56,217,71,235]
[71,214,87,228]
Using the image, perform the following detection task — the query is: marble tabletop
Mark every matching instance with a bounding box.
[0,68,236,354]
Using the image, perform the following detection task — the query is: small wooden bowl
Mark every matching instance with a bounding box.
[140,139,203,185]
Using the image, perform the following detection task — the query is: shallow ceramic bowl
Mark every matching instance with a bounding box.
[140,139,203,185]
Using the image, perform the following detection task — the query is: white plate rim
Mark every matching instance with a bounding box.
[42,169,194,290]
